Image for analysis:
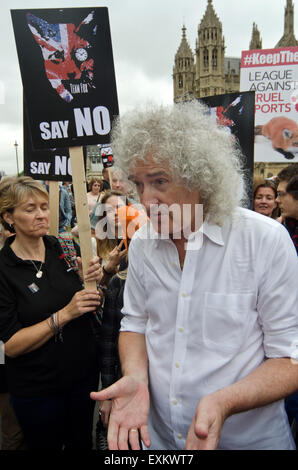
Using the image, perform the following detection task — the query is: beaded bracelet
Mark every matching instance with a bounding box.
[48,312,63,343]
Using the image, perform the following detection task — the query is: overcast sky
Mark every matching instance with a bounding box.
[0,0,293,175]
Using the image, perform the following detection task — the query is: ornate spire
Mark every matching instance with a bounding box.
[173,25,195,103]
[199,0,222,29]
[175,25,194,60]
[249,22,262,50]
[275,0,298,47]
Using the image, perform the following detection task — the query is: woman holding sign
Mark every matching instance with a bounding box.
[0,176,103,450]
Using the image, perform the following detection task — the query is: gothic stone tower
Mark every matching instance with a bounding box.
[172,0,298,179]
[195,0,225,98]
[173,25,196,102]
[173,0,240,102]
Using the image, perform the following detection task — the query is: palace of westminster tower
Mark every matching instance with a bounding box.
[172,0,298,178]
[173,0,297,102]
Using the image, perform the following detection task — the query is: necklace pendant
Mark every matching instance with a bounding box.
[36,271,43,279]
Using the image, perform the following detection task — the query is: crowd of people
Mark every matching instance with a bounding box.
[0,101,297,451]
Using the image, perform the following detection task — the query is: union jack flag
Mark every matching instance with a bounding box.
[27,12,96,102]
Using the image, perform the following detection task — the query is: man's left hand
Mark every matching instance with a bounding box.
[185,394,228,450]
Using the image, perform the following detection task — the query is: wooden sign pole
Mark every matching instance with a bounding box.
[48,181,59,237]
[69,146,96,290]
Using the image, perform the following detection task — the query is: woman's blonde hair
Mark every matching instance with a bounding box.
[96,189,126,261]
[0,176,48,227]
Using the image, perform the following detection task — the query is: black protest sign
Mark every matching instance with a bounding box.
[200,91,255,205]
[24,106,86,181]
[11,8,119,150]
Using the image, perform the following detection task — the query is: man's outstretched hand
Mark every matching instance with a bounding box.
[91,376,151,450]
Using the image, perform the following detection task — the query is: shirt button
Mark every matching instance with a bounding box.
[175,362,180,368]
[177,434,183,439]
[172,399,178,405]
[182,292,187,298]
[178,327,184,333]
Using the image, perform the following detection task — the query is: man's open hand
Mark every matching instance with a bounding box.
[91,376,151,450]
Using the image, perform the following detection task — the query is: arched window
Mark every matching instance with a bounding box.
[212,49,217,68]
[203,48,209,69]
[178,75,183,88]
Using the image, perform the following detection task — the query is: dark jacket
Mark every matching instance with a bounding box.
[284,218,298,255]
[97,260,127,389]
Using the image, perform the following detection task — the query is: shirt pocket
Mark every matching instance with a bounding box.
[202,292,254,353]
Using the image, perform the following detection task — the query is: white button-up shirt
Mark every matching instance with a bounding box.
[120,208,298,450]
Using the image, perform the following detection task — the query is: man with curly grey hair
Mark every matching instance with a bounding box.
[91,101,298,450]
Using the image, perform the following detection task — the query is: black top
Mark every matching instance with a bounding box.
[285,218,298,255]
[102,179,111,191]
[97,258,127,389]
[0,235,99,397]
[0,365,7,393]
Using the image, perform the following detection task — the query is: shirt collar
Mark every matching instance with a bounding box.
[197,218,225,246]
[151,218,225,247]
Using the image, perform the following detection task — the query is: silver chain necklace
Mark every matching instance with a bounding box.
[12,243,44,279]
[30,260,43,278]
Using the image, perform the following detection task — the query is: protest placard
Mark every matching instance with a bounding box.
[240,47,298,163]
[12,7,119,286]
[201,91,255,204]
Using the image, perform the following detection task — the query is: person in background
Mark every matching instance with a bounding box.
[111,167,136,201]
[58,183,72,234]
[93,190,128,270]
[276,164,298,444]
[42,181,72,234]
[94,201,145,449]
[102,168,111,191]
[276,164,298,255]
[87,177,103,215]
[62,182,76,228]
[91,101,298,451]
[0,176,104,450]
[253,179,279,219]
[95,255,128,450]
[91,190,130,450]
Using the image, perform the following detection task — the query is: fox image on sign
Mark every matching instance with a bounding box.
[27,11,96,103]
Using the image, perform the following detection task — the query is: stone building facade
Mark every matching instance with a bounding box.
[173,0,241,102]
[173,0,298,178]
[86,145,102,180]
